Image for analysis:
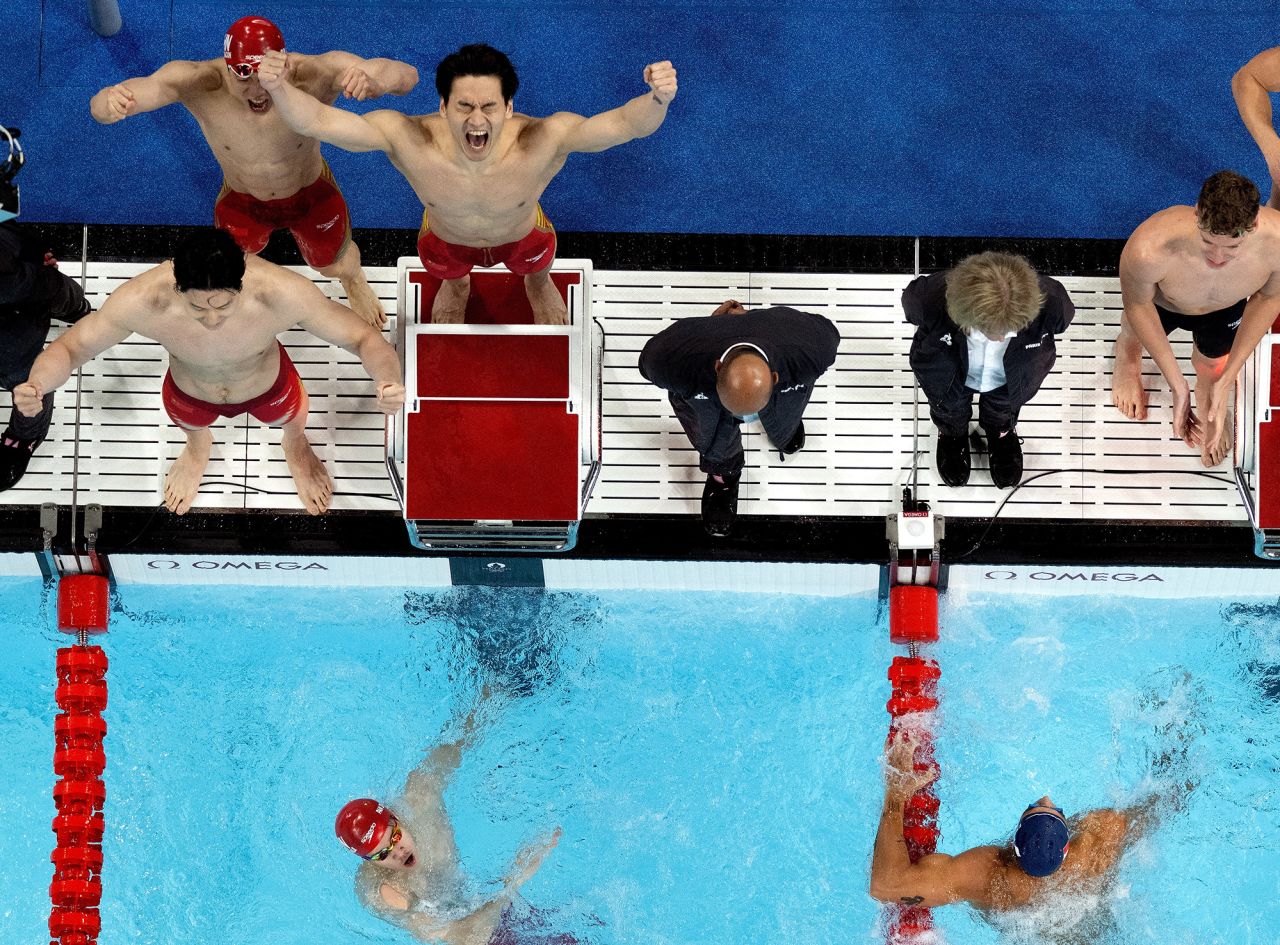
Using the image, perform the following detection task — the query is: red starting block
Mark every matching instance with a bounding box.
[389,261,602,552]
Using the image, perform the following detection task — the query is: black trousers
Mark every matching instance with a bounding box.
[1,271,89,443]
[670,385,814,478]
[926,383,1021,438]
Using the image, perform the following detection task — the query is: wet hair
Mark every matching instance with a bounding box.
[1197,170,1260,238]
[945,252,1045,336]
[173,229,246,293]
[435,44,519,103]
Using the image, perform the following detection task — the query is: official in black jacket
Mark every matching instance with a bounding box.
[904,252,1074,488]
[639,301,840,535]
[0,221,91,489]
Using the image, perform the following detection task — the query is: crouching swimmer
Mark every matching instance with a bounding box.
[14,228,404,515]
[335,701,569,944]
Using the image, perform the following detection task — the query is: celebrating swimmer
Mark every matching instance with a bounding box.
[14,229,405,516]
[869,732,1155,917]
[335,697,562,944]
[257,43,678,325]
[1110,171,1280,466]
[89,16,419,327]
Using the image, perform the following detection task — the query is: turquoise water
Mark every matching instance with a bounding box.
[1,578,1277,944]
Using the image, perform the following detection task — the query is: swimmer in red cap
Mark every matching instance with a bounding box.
[89,16,420,328]
[335,698,564,943]
[258,44,677,325]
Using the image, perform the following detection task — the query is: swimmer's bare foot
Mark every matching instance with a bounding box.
[282,429,334,514]
[341,273,387,327]
[1198,383,1233,467]
[163,428,213,515]
[1110,332,1149,420]
[432,276,470,324]
[526,272,568,325]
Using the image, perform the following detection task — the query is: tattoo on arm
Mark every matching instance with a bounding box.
[898,896,925,906]
[651,93,663,104]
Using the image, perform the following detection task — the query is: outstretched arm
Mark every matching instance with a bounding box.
[553,61,677,155]
[1201,271,1280,448]
[301,50,419,102]
[15,296,138,415]
[869,732,951,906]
[89,60,221,124]
[1233,48,1280,190]
[257,49,404,153]
[1117,238,1199,444]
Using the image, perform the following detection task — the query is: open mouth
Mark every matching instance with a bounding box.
[464,130,489,153]
[248,95,271,114]
[404,853,416,867]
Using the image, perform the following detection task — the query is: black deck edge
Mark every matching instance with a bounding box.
[0,506,1264,568]
[23,222,1126,277]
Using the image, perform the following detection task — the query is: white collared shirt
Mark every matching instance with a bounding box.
[964,330,1016,392]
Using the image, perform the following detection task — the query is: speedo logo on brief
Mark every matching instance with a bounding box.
[525,249,548,265]
[318,215,341,231]
[1229,318,1243,330]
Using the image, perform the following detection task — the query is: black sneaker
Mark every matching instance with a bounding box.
[701,473,740,537]
[936,434,970,487]
[0,435,40,491]
[778,421,805,458]
[985,428,1023,489]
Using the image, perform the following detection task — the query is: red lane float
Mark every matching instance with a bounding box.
[886,585,942,945]
[889,585,939,645]
[51,574,110,945]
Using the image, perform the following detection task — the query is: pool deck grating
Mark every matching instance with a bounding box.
[0,263,1246,524]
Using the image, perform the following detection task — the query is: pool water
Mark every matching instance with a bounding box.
[1,578,1277,945]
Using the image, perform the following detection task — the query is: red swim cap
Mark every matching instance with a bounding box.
[223,16,284,76]
[335,799,392,857]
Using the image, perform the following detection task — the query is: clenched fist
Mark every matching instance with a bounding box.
[644,61,678,106]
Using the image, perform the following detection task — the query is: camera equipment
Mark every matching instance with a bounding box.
[1,125,24,222]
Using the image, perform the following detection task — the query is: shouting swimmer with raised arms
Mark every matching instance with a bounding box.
[258,43,677,325]
[89,16,418,326]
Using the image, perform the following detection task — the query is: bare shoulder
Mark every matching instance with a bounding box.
[379,883,411,910]
[243,256,319,309]
[515,112,571,151]
[164,58,225,99]
[109,262,178,322]
[1121,207,1189,278]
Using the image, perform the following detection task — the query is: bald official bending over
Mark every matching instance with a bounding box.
[89,16,419,326]
[870,734,1157,921]
[259,43,676,325]
[14,229,404,515]
[1110,171,1280,467]
[639,301,839,536]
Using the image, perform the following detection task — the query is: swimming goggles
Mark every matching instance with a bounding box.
[227,62,258,80]
[365,817,402,862]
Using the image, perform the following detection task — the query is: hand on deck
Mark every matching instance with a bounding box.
[644,61,678,105]
[1170,379,1200,448]
[13,381,45,417]
[376,382,405,414]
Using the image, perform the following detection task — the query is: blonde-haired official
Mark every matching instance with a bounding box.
[904,253,1074,489]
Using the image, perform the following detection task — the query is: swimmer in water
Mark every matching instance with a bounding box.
[869,731,1160,917]
[335,698,562,944]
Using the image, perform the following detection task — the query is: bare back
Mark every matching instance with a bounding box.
[106,257,314,403]
[378,112,569,245]
[179,58,338,199]
[1125,205,1280,315]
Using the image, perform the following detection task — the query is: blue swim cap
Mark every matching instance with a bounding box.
[1013,811,1069,877]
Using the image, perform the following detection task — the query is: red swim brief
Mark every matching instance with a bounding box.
[162,344,307,431]
[213,162,352,269]
[416,205,557,281]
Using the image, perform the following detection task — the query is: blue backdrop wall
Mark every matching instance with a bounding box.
[4,1,1280,239]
